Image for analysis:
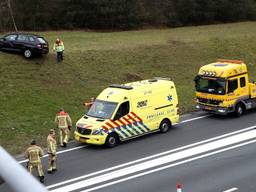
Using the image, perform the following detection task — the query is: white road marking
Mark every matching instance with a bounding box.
[81,142,249,192]
[46,124,256,189]
[18,145,86,164]
[19,114,210,164]
[49,129,256,192]
[178,114,211,124]
[223,187,238,192]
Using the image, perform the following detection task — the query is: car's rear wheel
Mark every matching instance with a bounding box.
[159,119,172,133]
[24,49,32,58]
[105,133,119,148]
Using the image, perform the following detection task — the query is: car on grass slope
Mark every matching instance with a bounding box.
[0,32,49,58]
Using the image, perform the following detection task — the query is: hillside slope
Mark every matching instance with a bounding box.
[1,22,256,154]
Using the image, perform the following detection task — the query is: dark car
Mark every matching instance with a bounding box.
[0,32,49,58]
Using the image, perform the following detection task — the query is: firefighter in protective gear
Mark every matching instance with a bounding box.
[47,129,57,173]
[83,97,95,110]
[24,139,45,183]
[53,38,65,63]
[55,108,72,147]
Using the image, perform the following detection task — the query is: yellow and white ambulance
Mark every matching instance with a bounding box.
[74,78,179,147]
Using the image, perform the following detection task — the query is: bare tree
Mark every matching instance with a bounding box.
[0,1,6,31]
[6,0,18,31]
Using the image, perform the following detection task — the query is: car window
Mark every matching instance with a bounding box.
[29,36,35,42]
[5,34,17,41]
[37,37,46,44]
[17,35,28,42]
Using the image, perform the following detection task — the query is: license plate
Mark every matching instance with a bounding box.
[79,138,88,142]
[205,106,212,110]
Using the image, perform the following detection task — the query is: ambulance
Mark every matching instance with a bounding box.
[74,78,179,147]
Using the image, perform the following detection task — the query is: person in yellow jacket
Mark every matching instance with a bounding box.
[24,139,45,183]
[55,108,72,147]
[53,38,65,63]
[83,97,95,110]
[47,129,57,174]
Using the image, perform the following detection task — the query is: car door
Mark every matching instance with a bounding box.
[227,77,239,101]
[13,34,28,51]
[2,34,18,51]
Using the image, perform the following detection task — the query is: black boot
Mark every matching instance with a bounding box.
[63,142,67,148]
[39,176,44,183]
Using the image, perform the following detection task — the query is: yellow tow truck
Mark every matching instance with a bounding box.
[194,59,256,116]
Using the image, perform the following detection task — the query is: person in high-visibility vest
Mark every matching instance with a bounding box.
[24,139,44,183]
[55,108,72,147]
[53,38,65,63]
[83,97,95,110]
[47,129,57,173]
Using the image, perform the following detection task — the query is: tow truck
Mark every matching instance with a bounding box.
[194,59,256,116]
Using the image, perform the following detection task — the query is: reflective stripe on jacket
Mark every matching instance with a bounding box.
[47,135,57,154]
[55,111,72,129]
[25,145,44,164]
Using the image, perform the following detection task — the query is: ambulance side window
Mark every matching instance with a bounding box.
[114,101,130,120]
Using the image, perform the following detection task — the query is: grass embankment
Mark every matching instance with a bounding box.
[1,22,256,154]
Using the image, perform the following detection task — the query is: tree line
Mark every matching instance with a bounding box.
[1,0,256,31]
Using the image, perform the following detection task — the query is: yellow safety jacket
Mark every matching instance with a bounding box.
[53,41,64,52]
[47,135,57,155]
[55,111,72,129]
[25,145,44,164]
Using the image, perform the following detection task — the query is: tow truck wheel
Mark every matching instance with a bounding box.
[105,133,118,148]
[234,103,244,117]
[159,119,172,133]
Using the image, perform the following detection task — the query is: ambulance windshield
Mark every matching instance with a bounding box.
[86,100,118,119]
[195,76,226,95]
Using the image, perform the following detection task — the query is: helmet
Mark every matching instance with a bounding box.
[59,107,64,112]
[31,139,36,145]
[50,129,55,134]
[56,38,60,42]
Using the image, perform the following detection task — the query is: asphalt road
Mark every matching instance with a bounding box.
[1,110,256,192]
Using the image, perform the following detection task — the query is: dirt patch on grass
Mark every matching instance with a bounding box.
[124,72,143,82]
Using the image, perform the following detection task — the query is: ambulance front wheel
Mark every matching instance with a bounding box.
[105,133,119,148]
[159,119,172,133]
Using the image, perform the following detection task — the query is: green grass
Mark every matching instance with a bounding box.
[1,22,256,154]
